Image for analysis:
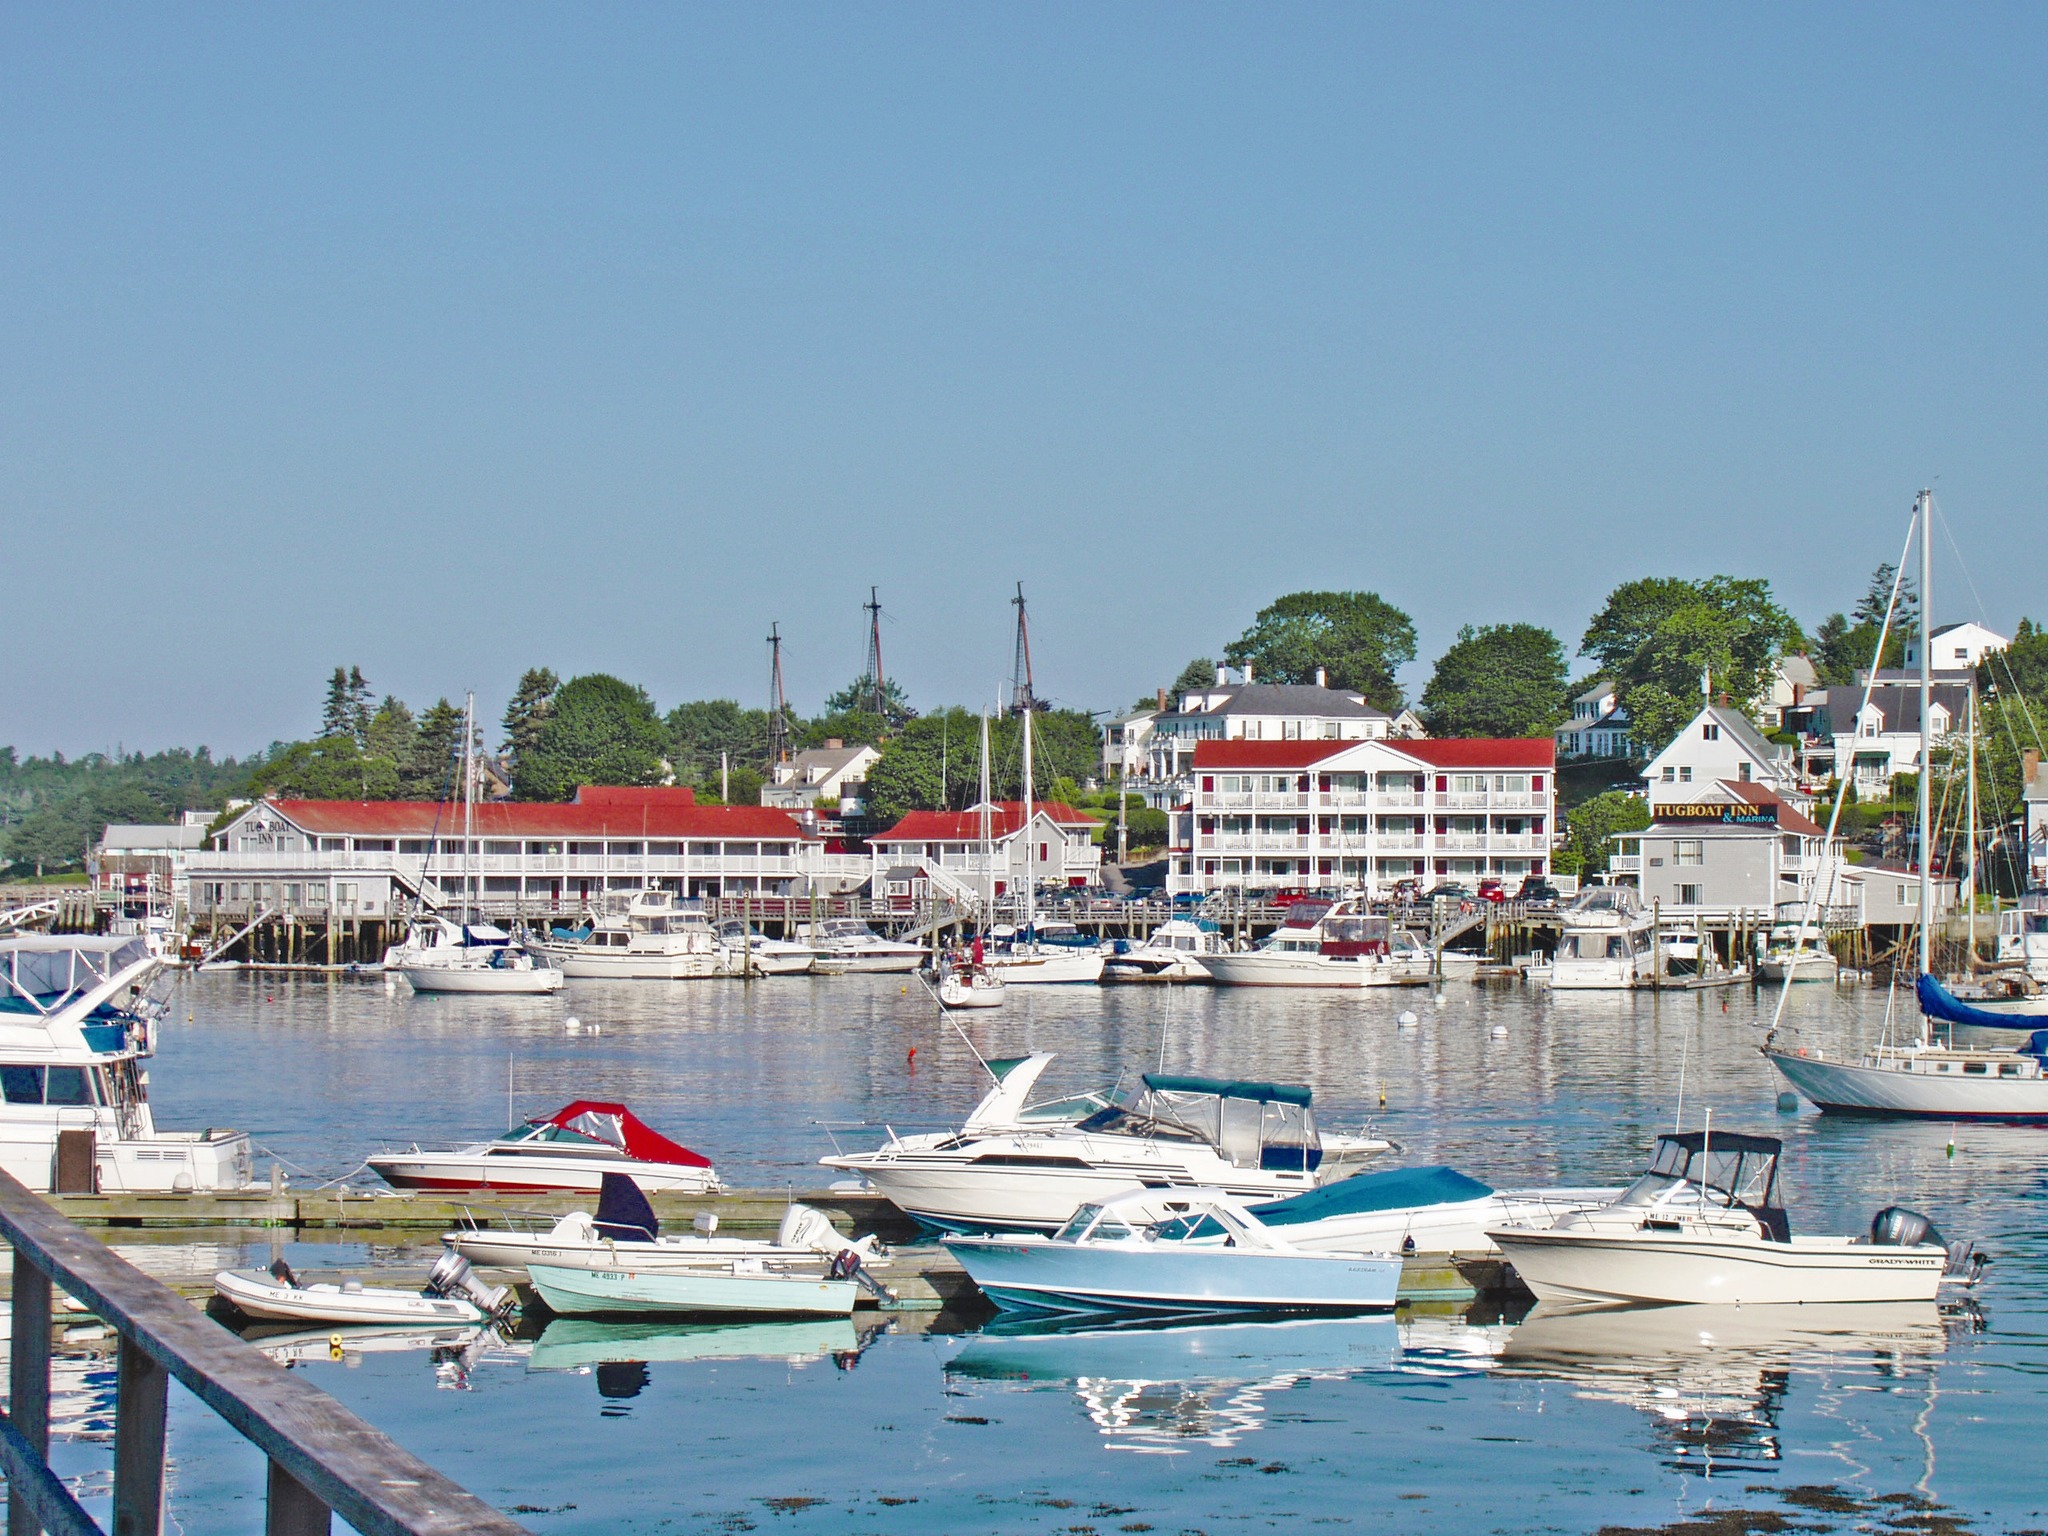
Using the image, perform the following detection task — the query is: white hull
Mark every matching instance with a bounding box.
[1199,953,1421,989]
[810,950,923,974]
[1756,954,1839,984]
[401,963,564,994]
[451,1230,839,1271]
[0,1114,252,1195]
[1263,1188,1621,1257]
[1768,1048,2048,1120]
[1101,952,1213,983]
[548,950,721,979]
[1547,960,1649,990]
[722,948,815,976]
[368,1149,721,1195]
[937,976,1006,1008]
[984,949,1105,985]
[214,1269,487,1326]
[1491,1228,1946,1307]
[527,1262,856,1317]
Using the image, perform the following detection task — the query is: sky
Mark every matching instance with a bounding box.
[4,5,2045,758]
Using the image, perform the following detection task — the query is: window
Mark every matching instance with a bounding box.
[1,1067,44,1104]
[1662,766,1676,783]
[45,1067,92,1106]
[1679,766,1693,783]
[1702,723,1720,741]
[1675,840,1703,866]
[1738,762,1752,781]
[1677,884,1703,906]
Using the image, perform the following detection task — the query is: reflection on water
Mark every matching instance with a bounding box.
[94,973,2048,1530]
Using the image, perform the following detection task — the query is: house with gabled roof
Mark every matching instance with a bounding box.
[1556,681,1635,760]
[1641,704,1807,807]
[1799,673,1970,793]
[866,800,1104,901]
[1609,780,1847,920]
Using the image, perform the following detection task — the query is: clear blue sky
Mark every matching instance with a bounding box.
[5,5,2044,757]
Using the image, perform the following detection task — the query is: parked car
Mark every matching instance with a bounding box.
[1424,882,1472,903]
[1517,876,1561,906]
[1476,878,1507,903]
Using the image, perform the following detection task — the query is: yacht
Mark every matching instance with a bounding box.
[540,890,722,979]
[821,1056,1391,1231]
[1102,919,1229,982]
[803,918,924,974]
[1488,1129,1980,1307]
[0,934,252,1193]
[367,1099,722,1194]
[712,919,815,976]
[1198,900,1426,988]
[399,917,564,995]
[1546,885,1655,990]
[982,926,1106,985]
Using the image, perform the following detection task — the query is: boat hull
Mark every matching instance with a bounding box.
[548,951,721,979]
[1491,1229,1946,1307]
[1756,955,1839,983]
[401,964,564,994]
[984,950,1106,985]
[368,1153,720,1195]
[809,951,923,974]
[526,1262,857,1317]
[1100,954,1213,983]
[1257,1188,1621,1258]
[448,1230,850,1272]
[1197,954,1421,989]
[1767,1049,2048,1120]
[722,948,815,976]
[944,1237,1401,1315]
[214,1270,486,1326]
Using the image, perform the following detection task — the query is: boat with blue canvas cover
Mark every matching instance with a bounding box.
[0,934,251,1193]
[943,1188,1403,1315]
[1914,973,2048,1029]
[1243,1165,1618,1256]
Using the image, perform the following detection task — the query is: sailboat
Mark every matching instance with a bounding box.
[401,694,566,996]
[1765,492,2048,1119]
[936,719,1008,1008]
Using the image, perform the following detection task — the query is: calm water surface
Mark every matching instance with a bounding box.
[66,974,2048,1531]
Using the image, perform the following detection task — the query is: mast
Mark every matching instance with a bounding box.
[766,623,790,770]
[1917,489,1934,980]
[864,587,887,719]
[1010,583,1040,930]
[1009,582,1037,716]
[462,690,476,926]
[1966,670,1979,960]
[978,714,993,921]
[1021,686,1035,930]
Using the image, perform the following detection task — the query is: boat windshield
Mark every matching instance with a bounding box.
[1053,1204,1103,1243]
[1152,1211,1230,1242]
[1564,886,1641,920]
[1618,1133,1781,1210]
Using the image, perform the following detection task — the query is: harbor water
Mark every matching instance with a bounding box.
[48,973,2048,1531]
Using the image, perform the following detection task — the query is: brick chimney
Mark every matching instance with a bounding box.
[2027,747,2042,786]
[1156,688,1166,712]
[824,738,843,750]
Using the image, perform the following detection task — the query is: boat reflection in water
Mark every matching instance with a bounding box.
[526,1317,884,1409]
[240,1321,501,1390]
[947,1313,1399,1453]
[1497,1301,1964,1475]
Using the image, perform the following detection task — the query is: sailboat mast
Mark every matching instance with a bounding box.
[1966,671,1979,958]
[978,714,993,921]
[1917,490,1933,979]
[1021,691,1035,929]
[463,690,476,925]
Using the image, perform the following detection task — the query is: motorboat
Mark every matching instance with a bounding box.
[0,934,253,1193]
[981,923,1106,985]
[1240,1164,1619,1256]
[401,923,565,995]
[367,1100,721,1194]
[1754,919,1839,984]
[214,1252,512,1327]
[1488,1129,1981,1307]
[1102,919,1228,983]
[525,1259,859,1317]
[803,917,925,974]
[712,919,815,976]
[821,1058,1391,1231]
[448,1172,886,1277]
[1198,900,1428,989]
[1546,885,1655,990]
[1994,893,2048,983]
[944,1188,1403,1315]
[381,915,519,971]
[540,890,723,979]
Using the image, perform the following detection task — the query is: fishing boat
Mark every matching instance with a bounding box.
[944,1188,1403,1315]
[1197,900,1426,989]
[448,1172,885,1276]
[525,1259,859,1318]
[1102,919,1229,982]
[367,1101,721,1194]
[1765,491,2048,1115]
[712,919,815,976]
[1546,885,1656,990]
[0,934,253,1193]
[802,917,925,974]
[214,1252,512,1327]
[821,1062,1390,1231]
[540,890,723,979]
[1487,1129,1981,1307]
[1240,1164,1618,1257]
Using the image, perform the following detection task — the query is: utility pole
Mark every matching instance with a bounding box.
[766,623,791,771]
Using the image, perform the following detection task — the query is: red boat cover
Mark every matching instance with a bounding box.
[541,1101,713,1168]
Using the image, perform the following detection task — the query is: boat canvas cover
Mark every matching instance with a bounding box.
[1916,973,2045,1032]
[0,936,152,1013]
[543,1102,713,1169]
[594,1172,661,1241]
[1140,1075,1312,1107]
[1121,1076,1321,1172]
[1249,1166,1494,1227]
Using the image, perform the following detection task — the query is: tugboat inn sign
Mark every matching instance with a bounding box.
[1652,801,1780,826]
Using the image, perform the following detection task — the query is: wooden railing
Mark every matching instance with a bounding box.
[0,1169,529,1536]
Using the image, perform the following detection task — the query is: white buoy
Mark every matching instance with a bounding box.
[565,1016,581,1033]
[1490,1024,1508,1039]
[1397,1011,1418,1030]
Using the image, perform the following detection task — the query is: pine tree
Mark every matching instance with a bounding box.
[319,668,354,740]
[346,667,374,745]
[501,668,561,771]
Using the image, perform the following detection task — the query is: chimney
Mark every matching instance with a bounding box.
[1315,666,1327,689]
[2027,748,2042,786]
[1156,688,1166,713]
[1242,661,1254,683]
[1215,665,1227,687]
[824,738,842,750]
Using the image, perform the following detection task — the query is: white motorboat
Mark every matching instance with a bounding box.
[712,919,815,976]
[1102,919,1228,983]
[822,1058,1390,1231]
[1995,894,2048,983]
[0,934,252,1194]
[1240,1164,1619,1256]
[382,915,518,972]
[448,1172,885,1276]
[1198,900,1427,989]
[368,1100,721,1194]
[1488,1129,1980,1307]
[401,929,565,995]
[982,930,1104,985]
[215,1252,512,1327]
[803,918,925,974]
[944,1188,1403,1315]
[526,1260,858,1317]
[1755,919,1839,984]
[540,890,723,979]
[1546,885,1655,990]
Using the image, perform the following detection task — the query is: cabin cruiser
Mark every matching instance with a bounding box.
[1488,1130,1982,1307]
[539,890,721,979]
[1198,900,1427,989]
[822,1057,1391,1231]
[1102,919,1229,982]
[944,1187,1403,1315]
[1238,1165,1619,1257]
[398,917,565,995]
[803,918,925,974]
[712,919,814,976]
[368,1100,722,1194]
[0,935,252,1193]
[1755,920,1839,984]
[1546,885,1655,990]
[1766,1013,2048,1119]
[982,922,1106,985]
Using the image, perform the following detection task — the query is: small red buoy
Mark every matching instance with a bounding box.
[907,1045,917,1066]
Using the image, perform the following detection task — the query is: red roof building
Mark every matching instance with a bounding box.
[869,801,1104,896]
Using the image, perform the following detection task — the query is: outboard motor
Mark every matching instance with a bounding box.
[427,1250,515,1317]
[1870,1206,1988,1284]
[269,1257,300,1289]
[780,1205,898,1303]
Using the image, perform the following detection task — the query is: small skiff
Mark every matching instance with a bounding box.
[214,1252,514,1327]
[525,1261,859,1318]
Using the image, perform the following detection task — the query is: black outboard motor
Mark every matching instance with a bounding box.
[1870,1206,1988,1283]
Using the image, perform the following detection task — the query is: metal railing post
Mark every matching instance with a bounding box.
[7,1250,51,1536]
[266,1459,331,1536]
[110,1338,167,1536]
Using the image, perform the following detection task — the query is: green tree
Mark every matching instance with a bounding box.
[511,675,669,801]
[1982,617,2048,699]
[4,784,169,874]
[823,675,916,730]
[798,708,891,751]
[1560,790,1651,876]
[500,668,560,772]
[1170,658,1218,695]
[248,737,402,802]
[667,700,771,786]
[320,668,354,741]
[405,699,467,799]
[1579,578,1704,674]
[1419,623,1568,738]
[1223,592,1417,706]
[1582,576,1802,751]
[363,697,416,765]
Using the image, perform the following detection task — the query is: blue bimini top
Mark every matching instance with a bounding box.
[1249,1165,1494,1227]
